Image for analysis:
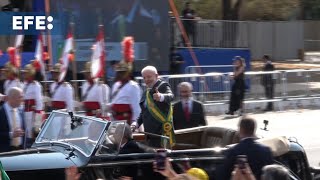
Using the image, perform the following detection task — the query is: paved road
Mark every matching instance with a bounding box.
[206,109,320,167]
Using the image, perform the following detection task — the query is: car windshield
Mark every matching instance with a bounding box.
[35,111,108,156]
[97,121,127,155]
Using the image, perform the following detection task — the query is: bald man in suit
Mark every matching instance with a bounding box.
[173,82,206,130]
[0,87,26,152]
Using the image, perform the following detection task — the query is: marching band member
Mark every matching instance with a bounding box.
[110,37,141,128]
[81,61,110,119]
[3,62,23,95]
[21,63,44,138]
[4,47,23,96]
[49,63,74,114]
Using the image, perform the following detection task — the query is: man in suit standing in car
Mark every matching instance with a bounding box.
[173,82,206,130]
[0,87,26,152]
[136,66,175,148]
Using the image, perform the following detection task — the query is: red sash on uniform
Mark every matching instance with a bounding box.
[24,99,35,112]
[83,101,100,116]
[111,104,132,124]
[52,101,66,110]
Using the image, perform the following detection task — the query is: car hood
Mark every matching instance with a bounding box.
[0,148,79,171]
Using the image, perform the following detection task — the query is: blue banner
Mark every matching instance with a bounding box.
[0,52,35,67]
[0,12,58,35]
[178,48,251,73]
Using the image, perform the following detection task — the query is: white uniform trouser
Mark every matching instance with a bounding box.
[24,111,34,138]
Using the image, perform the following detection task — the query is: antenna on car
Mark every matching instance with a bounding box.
[261,120,269,131]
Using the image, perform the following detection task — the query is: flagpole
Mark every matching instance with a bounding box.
[14,35,23,80]
[99,24,107,118]
[45,0,52,66]
[70,22,79,101]
[40,32,49,98]
[99,24,106,83]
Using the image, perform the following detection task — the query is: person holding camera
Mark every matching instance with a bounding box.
[154,157,208,180]
[231,163,256,180]
[218,116,274,180]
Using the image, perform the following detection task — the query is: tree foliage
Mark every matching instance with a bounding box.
[304,0,320,20]
[172,0,300,20]
[241,0,300,20]
[173,0,222,19]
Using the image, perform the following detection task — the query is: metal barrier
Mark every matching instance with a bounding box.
[304,40,320,52]
[185,65,234,74]
[134,69,320,107]
[171,18,249,48]
[40,69,320,111]
[244,71,283,101]
[283,69,320,98]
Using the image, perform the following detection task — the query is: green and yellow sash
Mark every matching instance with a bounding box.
[146,90,175,147]
[0,161,10,180]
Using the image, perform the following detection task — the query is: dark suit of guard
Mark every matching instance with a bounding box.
[119,139,145,154]
[119,140,152,180]
[137,79,174,148]
[173,100,206,130]
[262,61,275,110]
[0,105,26,152]
[218,138,274,180]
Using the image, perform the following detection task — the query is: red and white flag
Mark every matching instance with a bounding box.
[91,26,105,79]
[59,33,73,82]
[7,35,24,68]
[34,34,46,80]
[15,35,24,48]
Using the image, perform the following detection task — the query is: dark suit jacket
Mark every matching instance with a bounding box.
[0,106,26,153]
[119,139,145,154]
[119,140,147,180]
[262,63,275,87]
[137,79,174,147]
[173,100,206,130]
[218,138,274,180]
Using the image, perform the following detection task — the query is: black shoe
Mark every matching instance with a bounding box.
[225,111,234,115]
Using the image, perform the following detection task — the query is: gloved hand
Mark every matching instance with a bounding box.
[34,111,44,134]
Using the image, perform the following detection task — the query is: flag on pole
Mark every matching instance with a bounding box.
[91,26,105,79]
[7,47,19,68]
[59,33,73,82]
[7,35,24,68]
[14,35,24,48]
[34,34,47,81]
[14,34,24,67]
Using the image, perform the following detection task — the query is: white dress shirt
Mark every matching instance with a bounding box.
[182,97,193,112]
[81,80,110,107]
[50,82,74,112]
[24,81,43,111]
[111,80,141,123]
[4,102,23,146]
[4,79,24,95]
